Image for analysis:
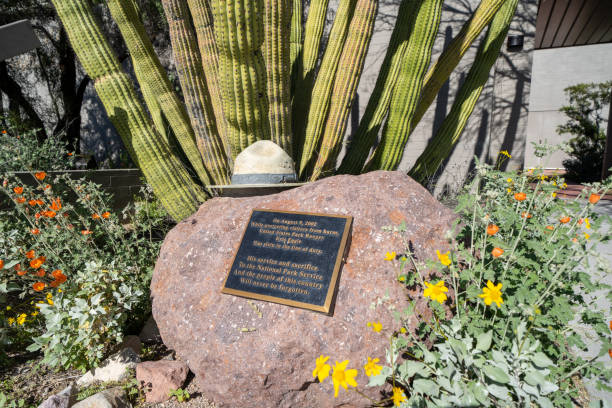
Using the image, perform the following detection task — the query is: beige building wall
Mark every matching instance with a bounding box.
[525,43,612,170]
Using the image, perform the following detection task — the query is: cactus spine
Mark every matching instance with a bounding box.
[337,0,419,175]
[263,0,293,155]
[51,0,206,220]
[161,0,230,185]
[365,0,443,171]
[106,0,212,186]
[210,0,271,158]
[298,0,357,177]
[310,0,378,180]
[410,0,519,182]
[291,0,330,162]
[409,0,507,133]
[187,0,228,156]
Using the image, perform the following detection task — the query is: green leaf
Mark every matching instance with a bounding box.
[413,379,439,396]
[367,366,392,387]
[26,342,41,352]
[524,370,546,386]
[539,381,559,396]
[486,383,509,399]
[476,331,492,352]
[530,352,554,368]
[482,365,510,384]
[538,397,554,408]
[398,361,426,380]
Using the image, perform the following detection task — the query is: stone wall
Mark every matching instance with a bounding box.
[5,169,144,211]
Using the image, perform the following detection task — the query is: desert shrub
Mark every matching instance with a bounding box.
[310,155,611,406]
[0,172,172,371]
[559,82,611,182]
[0,116,75,172]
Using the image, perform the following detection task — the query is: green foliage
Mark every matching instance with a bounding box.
[0,173,171,371]
[0,116,75,172]
[168,387,191,402]
[558,81,612,182]
[377,159,612,406]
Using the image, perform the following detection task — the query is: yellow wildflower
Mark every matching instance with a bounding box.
[551,192,557,198]
[506,178,512,183]
[499,150,511,158]
[17,313,27,325]
[585,218,591,229]
[584,233,590,240]
[398,275,406,282]
[384,251,396,261]
[400,327,407,334]
[392,386,407,406]
[507,188,512,193]
[331,360,358,397]
[46,292,53,305]
[5,306,10,311]
[312,355,331,383]
[363,357,382,377]
[7,317,15,325]
[479,280,503,307]
[436,250,451,266]
[31,310,38,317]
[367,321,383,332]
[423,281,448,303]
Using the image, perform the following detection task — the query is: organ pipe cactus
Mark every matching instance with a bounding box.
[409,0,520,182]
[51,0,519,220]
[364,0,443,171]
[50,0,206,221]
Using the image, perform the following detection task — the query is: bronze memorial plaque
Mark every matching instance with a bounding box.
[221,209,352,314]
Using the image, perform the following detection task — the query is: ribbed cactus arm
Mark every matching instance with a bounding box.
[337,0,419,175]
[289,0,303,94]
[310,0,378,180]
[106,0,213,186]
[365,0,443,171]
[298,0,357,177]
[211,0,271,158]
[51,0,206,221]
[410,0,519,183]
[264,0,293,155]
[409,0,506,133]
[187,0,228,152]
[161,0,230,185]
[291,0,330,162]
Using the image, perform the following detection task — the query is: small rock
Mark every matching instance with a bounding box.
[118,335,142,355]
[136,360,189,403]
[72,387,130,408]
[77,348,141,387]
[38,383,77,408]
[139,316,161,343]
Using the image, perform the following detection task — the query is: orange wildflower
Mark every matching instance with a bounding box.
[44,184,51,190]
[578,218,584,224]
[16,197,26,204]
[17,268,27,276]
[1,129,6,134]
[609,320,612,330]
[28,199,37,206]
[102,211,110,219]
[514,192,526,201]
[43,210,57,218]
[81,230,92,235]
[486,224,499,236]
[26,250,35,259]
[545,225,554,231]
[560,216,571,224]
[589,193,601,204]
[492,247,504,258]
[50,198,61,211]
[609,349,612,359]
[14,264,21,271]
[35,199,44,206]
[33,282,45,291]
[13,186,23,195]
[34,212,42,219]
[34,172,46,180]
[0,259,3,269]
[29,256,45,269]
[521,212,532,219]
[67,152,73,156]
[92,213,100,220]
[52,270,67,283]
[50,280,60,288]
[36,269,45,277]
[31,228,40,235]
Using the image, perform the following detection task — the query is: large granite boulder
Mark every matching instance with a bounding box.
[151,171,455,407]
